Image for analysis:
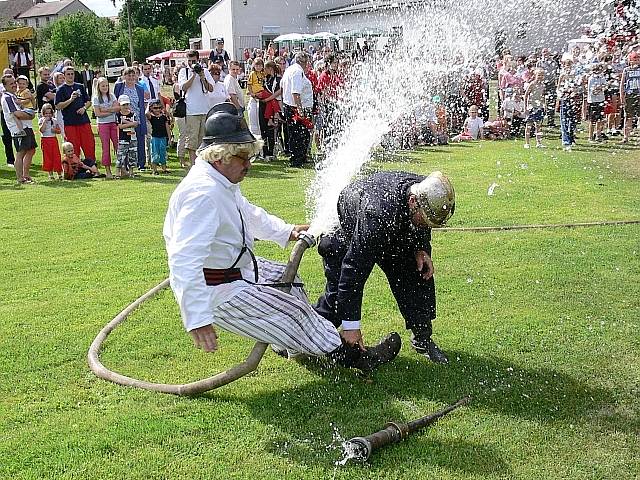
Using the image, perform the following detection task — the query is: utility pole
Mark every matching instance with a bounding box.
[126,0,134,63]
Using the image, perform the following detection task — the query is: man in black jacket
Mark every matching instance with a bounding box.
[315,171,455,363]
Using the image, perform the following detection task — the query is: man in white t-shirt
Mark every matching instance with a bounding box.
[224,61,245,116]
[281,52,314,167]
[1,74,37,183]
[178,50,215,164]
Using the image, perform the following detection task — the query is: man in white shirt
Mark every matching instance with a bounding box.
[164,103,400,371]
[281,52,314,167]
[12,46,33,86]
[223,61,244,116]
[1,74,36,183]
[178,50,215,165]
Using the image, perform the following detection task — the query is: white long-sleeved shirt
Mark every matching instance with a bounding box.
[163,159,293,331]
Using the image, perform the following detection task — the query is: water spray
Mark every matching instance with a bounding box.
[342,396,471,463]
[87,233,317,396]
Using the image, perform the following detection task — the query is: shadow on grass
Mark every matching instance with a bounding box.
[205,349,617,473]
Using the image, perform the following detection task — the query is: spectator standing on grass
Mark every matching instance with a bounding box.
[51,72,65,140]
[557,54,579,151]
[537,48,558,127]
[1,74,36,183]
[115,95,139,178]
[80,63,94,98]
[179,50,215,167]
[587,63,607,142]
[12,46,32,87]
[36,67,56,112]
[146,99,171,175]
[619,50,640,144]
[55,66,96,162]
[281,52,314,168]
[209,38,230,72]
[141,62,161,169]
[92,77,119,178]
[206,64,229,110]
[224,61,245,117]
[0,69,16,167]
[523,69,546,149]
[114,67,147,169]
[38,103,62,180]
[173,69,188,168]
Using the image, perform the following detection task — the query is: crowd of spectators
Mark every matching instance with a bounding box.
[1,32,640,182]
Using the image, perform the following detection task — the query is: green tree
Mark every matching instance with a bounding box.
[49,12,115,66]
[119,0,209,47]
[112,25,179,63]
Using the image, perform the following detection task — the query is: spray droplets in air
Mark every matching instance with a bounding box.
[305,0,597,236]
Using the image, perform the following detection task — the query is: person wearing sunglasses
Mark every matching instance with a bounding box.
[164,102,401,372]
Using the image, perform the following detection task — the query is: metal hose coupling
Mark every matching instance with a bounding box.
[297,231,316,248]
[343,397,470,463]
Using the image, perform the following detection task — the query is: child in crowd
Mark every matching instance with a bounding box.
[38,103,62,180]
[247,57,281,125]
[115,94,139,178]
[523,68,546,148]
[587,63,606,142]
[92,77,119,179]
[452,105,484,142]
[16,75,36,118]
[502,87,526,137]
[61,142,99,180]
[146,99,171,175]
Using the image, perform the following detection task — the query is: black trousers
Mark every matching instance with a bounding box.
[258,100,275,156]
[314,234,436,337]
[284,104,309,166]
[1,111,15,165]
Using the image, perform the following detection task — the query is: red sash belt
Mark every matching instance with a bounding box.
[203,268,243,286]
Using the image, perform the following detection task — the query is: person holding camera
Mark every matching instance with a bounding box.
[178,50,215,165]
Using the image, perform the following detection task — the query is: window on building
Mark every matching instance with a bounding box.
[23,19,28,26]
[46,16,50,23]
[35,17,40,27]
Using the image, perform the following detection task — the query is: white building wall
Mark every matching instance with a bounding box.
[200,0,235,55]
[200,0,351,59]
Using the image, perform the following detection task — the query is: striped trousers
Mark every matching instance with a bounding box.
[212,258,342,356]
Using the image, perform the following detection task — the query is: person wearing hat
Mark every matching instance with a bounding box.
[619,50,640,144]
[209,38,230,72]
[163,102,401,371]
[314,171,456,364]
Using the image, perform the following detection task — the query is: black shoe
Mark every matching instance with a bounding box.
[352,332,401,372]
[411,336,449,364]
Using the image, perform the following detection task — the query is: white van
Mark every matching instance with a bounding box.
[104,57,127,82]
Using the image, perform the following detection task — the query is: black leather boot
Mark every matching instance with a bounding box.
[411,331,449,364]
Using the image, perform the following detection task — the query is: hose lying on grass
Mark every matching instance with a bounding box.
[439,219,640,233]
[87,234,316,396]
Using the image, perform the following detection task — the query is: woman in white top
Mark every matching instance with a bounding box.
[92,77,119,178]
[206,64,229,110]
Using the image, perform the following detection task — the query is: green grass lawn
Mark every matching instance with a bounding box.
[0,126,639,479]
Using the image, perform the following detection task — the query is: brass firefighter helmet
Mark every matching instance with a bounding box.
[409,171,455,228]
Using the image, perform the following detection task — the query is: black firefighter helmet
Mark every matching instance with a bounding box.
[199,102,255,150]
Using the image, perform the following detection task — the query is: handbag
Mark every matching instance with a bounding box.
[173,95,186,118]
